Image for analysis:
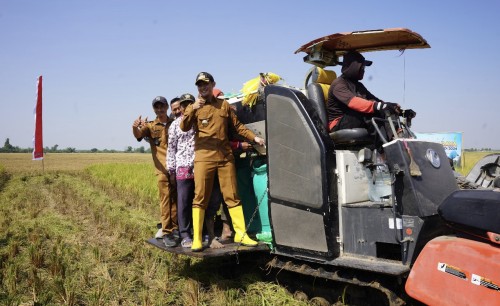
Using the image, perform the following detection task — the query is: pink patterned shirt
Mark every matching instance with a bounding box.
[167,116,195,180]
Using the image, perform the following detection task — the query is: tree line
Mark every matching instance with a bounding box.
[0,138,151,154]
[1,138,496,154]
[464,148,495,152]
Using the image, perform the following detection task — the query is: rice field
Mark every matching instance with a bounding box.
[0,153,151,173]
[0,153,311,306]
[455,151,500,176]
[0,151,496,305]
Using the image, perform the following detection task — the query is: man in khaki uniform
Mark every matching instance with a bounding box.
[132,96,178,247]
[180,72,265,251]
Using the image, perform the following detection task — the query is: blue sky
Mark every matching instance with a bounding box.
[1,1,499,150]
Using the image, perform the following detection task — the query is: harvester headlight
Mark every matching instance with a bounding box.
[426,149,441,168]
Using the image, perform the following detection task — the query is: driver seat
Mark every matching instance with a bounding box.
[306,67,372,148]
[306,66,336,128]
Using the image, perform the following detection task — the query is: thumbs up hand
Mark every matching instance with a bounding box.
[133,115,145,128]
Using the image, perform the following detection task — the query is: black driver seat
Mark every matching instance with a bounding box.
[330,128,371,146]
[306,67,373,148]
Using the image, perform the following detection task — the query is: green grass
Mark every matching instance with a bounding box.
[455,151,500,176]
[85,163,158,213]
[2,150,497,305]
[0,155,313,306]
[0,172,175,305]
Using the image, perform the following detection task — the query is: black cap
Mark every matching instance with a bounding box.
[179,93,195,103]
[341,51,372,67]
[152,96,168,106]
[195,72,215,85]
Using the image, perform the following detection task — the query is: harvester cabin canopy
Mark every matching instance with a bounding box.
[295,28,430,67]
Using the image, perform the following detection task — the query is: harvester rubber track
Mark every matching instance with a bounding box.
[266,256,406,306]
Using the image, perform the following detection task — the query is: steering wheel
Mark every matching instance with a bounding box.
[371,110,415,144]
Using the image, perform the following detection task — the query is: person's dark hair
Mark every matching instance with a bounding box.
[170,97,180,105]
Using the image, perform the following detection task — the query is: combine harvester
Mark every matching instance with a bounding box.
[148,28,500,305]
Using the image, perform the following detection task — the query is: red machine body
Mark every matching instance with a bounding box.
[406,236,500,305]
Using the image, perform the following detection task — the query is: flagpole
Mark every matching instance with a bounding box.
[33,75,44,170]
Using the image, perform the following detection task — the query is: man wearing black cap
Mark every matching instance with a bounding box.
[132,96,178,247]
[327,50,413,132]
[180,72,265,252]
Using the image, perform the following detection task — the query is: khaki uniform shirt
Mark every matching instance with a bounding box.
[180,97,256,162]
[136,117,173,175]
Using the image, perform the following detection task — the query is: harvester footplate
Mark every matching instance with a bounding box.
[146,238,270,258]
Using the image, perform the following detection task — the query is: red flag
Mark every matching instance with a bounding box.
[33,76,43,160]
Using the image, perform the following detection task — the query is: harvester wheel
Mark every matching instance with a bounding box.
[310,296,331,306]
[293,290,309,302]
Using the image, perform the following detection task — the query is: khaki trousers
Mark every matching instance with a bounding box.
[193,160,241,210]
[157,173,178,235]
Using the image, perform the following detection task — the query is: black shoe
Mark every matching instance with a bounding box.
[163,234,178,247]
[172,229,180,240]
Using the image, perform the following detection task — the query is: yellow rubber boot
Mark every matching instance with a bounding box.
[191,208,205,252]
[228,206,258,246]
